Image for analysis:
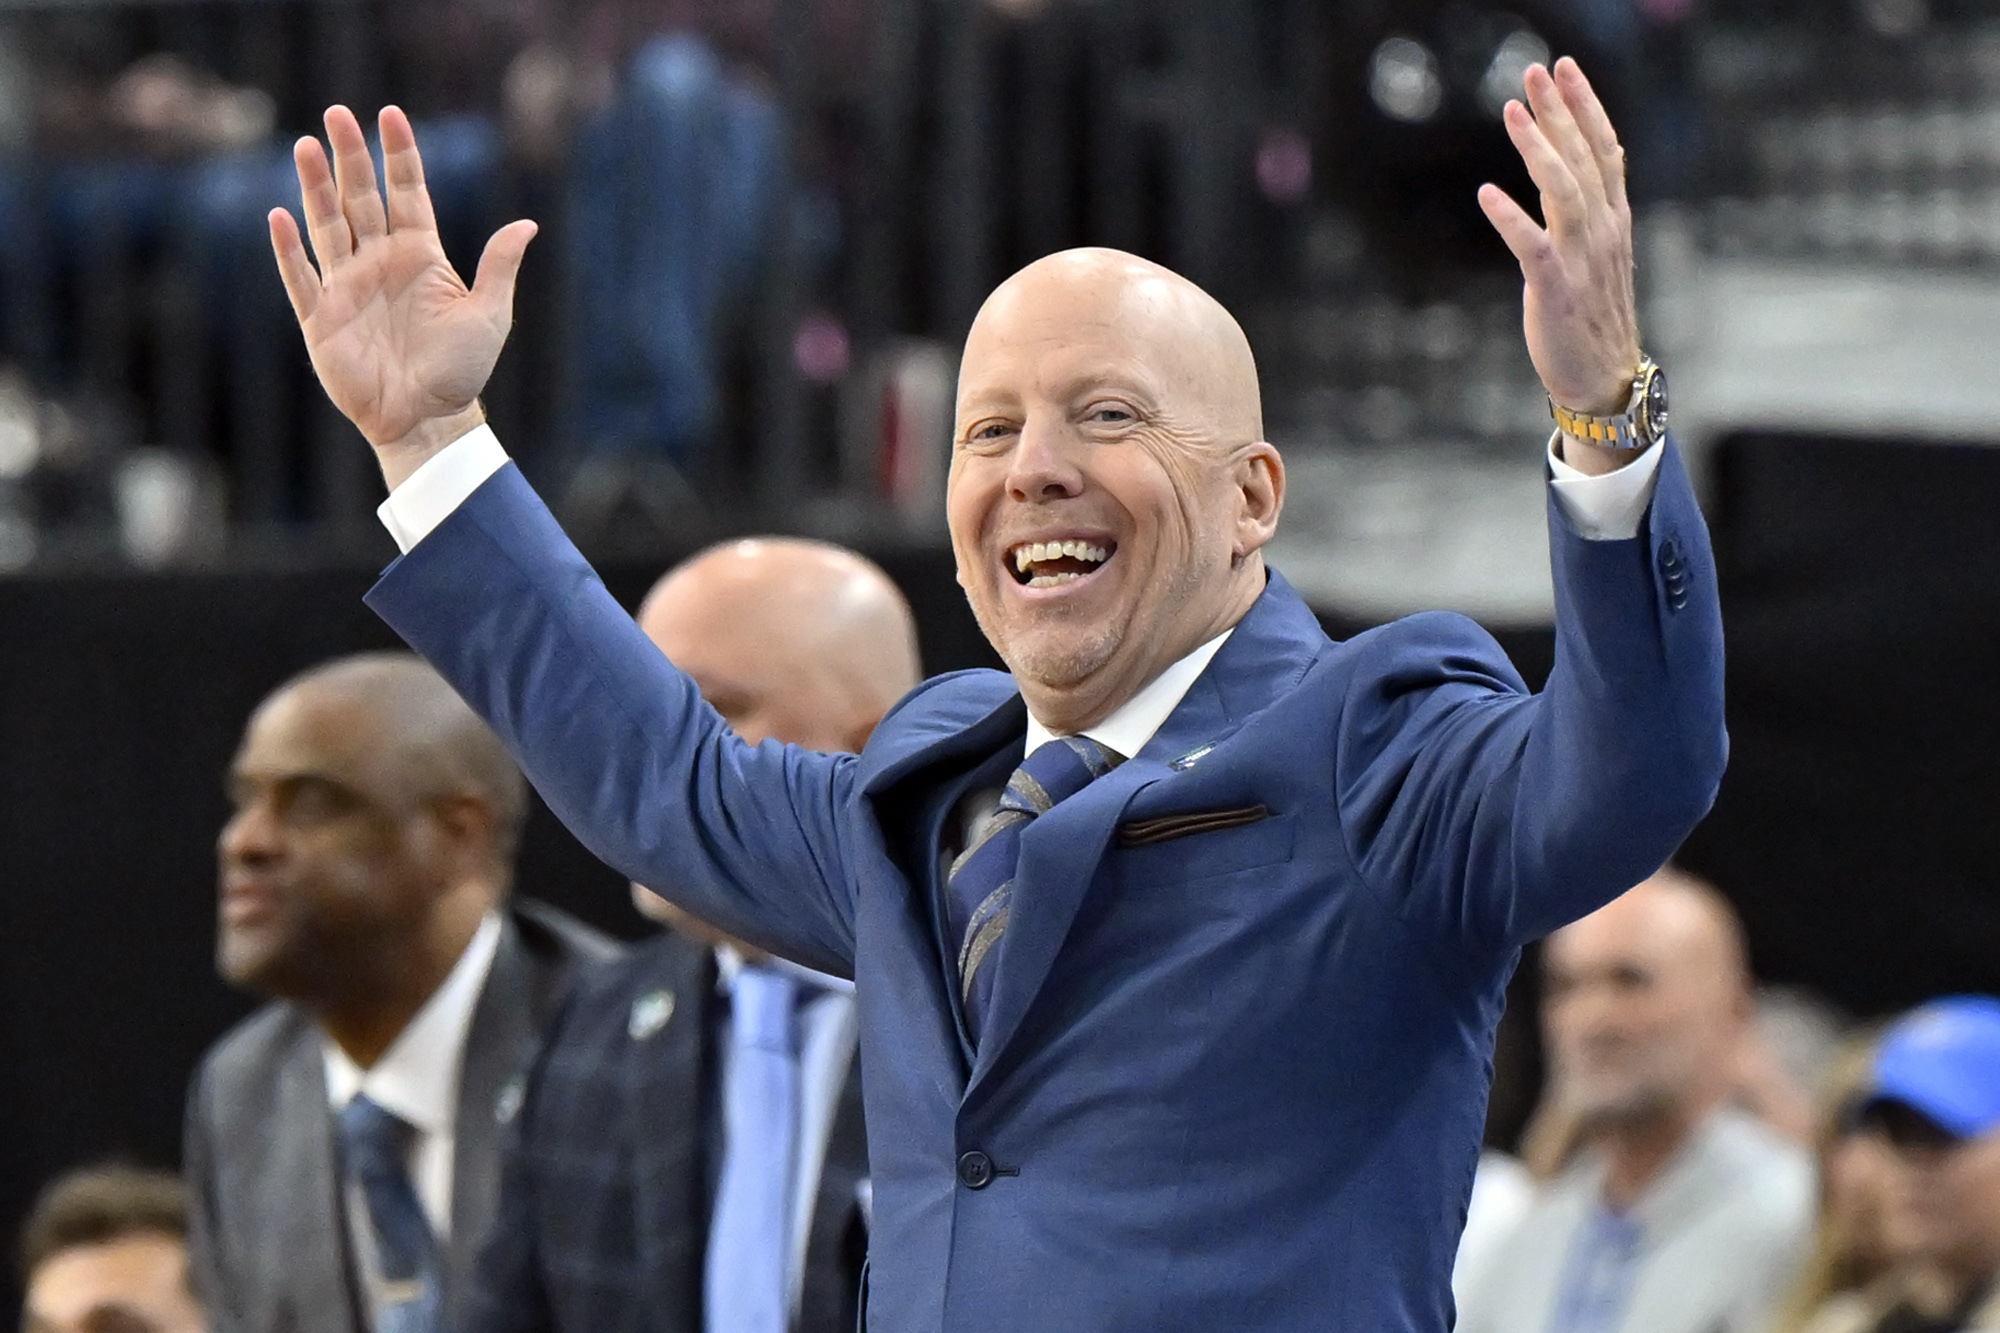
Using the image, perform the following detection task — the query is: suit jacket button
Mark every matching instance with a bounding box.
[957,1151,994,1189]
[1659,538,1683,573]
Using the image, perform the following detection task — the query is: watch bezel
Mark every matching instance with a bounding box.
[1635,359,1668,445]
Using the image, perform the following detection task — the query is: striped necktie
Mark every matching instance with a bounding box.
[339,1094,441,1333]
[947,735,1125,1043]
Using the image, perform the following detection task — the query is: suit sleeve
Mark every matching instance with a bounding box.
[1335,441,1728,950]
[365,464,858,976]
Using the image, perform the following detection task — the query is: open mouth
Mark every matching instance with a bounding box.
[1008,538,1114,589]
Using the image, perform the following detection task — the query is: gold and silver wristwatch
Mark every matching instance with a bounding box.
[1549,357,1669,450]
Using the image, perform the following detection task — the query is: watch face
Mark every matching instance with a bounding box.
[1643,365,1669,436]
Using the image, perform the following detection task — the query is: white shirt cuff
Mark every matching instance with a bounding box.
[376,425,512,554]
[1546,432,1664,542]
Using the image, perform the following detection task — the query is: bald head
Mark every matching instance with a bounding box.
[638,538,921,753]
[1543,868,1753,1129]
[948,248,1285,735]
[965,249,1265,446]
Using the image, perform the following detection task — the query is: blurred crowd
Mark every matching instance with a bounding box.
[7,1,2000,1331]
[16,554,2000,1333]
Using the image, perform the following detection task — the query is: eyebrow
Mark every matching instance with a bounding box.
[958,371,1159,418]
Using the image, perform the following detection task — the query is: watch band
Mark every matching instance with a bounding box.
[1549,358,1664,451]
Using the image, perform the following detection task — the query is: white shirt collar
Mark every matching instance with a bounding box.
[1023,628,1234,762]
[322,910,504,1137]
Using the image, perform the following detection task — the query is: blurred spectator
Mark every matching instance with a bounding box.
[1773,1035,1943,1333]
[463,539,922,1333]
[184,653,617,1333]
[1454,1149,1536,1307]
[1456,869,1814,1333]
[1844,997,2000,1333]
[562,33,786,487]
[20,1164,204,1333]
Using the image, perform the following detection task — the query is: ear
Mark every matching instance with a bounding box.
[427,794,498,876]
[1231,441,1285,560]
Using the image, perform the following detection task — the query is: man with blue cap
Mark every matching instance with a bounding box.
[1852,996,2000,1333]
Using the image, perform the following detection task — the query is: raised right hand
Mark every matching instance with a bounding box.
[271,105,537,485]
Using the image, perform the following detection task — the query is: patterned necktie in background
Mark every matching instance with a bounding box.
[338,1093,441,1333]
[948,735,1125,1043]
[705,964,801,1333]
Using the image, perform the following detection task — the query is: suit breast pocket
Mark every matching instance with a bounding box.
[1113,805,1295,883]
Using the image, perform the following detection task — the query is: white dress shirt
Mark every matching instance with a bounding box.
[322,910,504,1238]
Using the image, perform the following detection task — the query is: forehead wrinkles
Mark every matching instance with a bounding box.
[960,343,1230,451]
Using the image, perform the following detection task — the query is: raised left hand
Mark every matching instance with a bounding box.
[1479,57,1642,475]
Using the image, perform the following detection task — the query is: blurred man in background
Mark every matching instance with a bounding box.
[185,653,616,1333]
[1848,996,2000,1333]
[21,1165,204,1333]
[1457,869,1814,1333]
[465,538,921,1333]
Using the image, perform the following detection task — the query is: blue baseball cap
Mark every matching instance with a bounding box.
[1862,995,2000,1140]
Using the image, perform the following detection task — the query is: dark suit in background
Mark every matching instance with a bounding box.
[185,900,616,1333]
[461,927,869,1333]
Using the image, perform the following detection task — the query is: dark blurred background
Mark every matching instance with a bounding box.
[2,0,1998,1313]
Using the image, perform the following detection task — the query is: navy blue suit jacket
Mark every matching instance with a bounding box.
[367,443,1726,1332]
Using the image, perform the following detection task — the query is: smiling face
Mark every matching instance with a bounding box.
[947,249,1284,733]
[217,685,441,1001]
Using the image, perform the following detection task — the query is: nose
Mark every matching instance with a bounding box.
[1005,414,1085,503]
[218,801,281,870]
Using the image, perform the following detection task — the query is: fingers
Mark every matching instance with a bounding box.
[379,105,438,235]
[471,219,540,323]
[1554,57,1629,221]
[324,105,389,244]
[293,134,351,270]
[1501,99,1585,240]
[1521,64,1603,229]
[268,208,322,322]
[1478,184,1558,278]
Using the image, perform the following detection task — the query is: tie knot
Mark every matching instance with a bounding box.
[340,1094,414,1174]
[1002,735,1125,816]
[729,965,800,1053]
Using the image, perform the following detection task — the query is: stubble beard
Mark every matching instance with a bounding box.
[978,599,1124,692]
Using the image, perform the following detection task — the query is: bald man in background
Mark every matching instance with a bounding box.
[186,654,616,1333]
[272,55,1725,1332]
[1456,870,1814,1333]
[462,539,920,1333]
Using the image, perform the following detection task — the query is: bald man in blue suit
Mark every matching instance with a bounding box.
[269,57,1724,1333]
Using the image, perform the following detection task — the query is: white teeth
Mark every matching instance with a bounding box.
[1010,540,1111,574]
[1027,571,1084,588]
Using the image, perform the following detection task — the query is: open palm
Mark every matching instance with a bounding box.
[271,105,535,464]
[1476,59,1643,438]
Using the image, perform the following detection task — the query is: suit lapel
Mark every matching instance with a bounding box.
[863,688,1029,1084]
[968,572,1329,1088]
[968,755,1160,1084]
[274,1028,371,1333]
[445,915,535,1301]
[629,939,713,1317]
